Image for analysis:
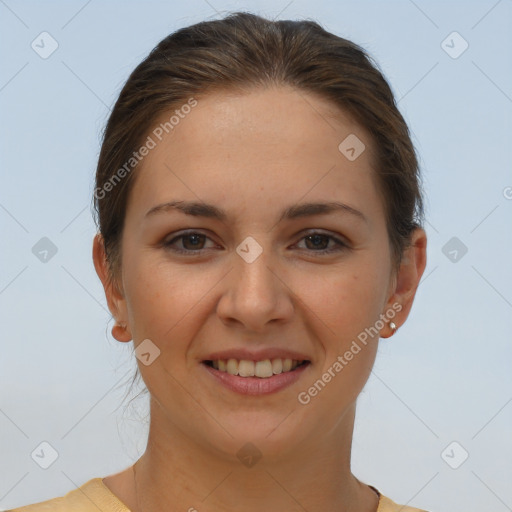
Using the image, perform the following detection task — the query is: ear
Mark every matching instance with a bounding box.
[380,227,427,338]
[92,233,132,342]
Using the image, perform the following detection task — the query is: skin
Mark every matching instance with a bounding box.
[93,85,427,512]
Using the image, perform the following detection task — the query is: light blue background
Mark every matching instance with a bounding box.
[1,1,511,511]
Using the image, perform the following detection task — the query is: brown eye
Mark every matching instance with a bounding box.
[162,230,348,256]
[163,231,216,254]
[295,231,348,255]
[304,233,330,250]
[180,233,207,250]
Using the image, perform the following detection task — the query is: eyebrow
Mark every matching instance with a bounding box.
[144,200,367,224]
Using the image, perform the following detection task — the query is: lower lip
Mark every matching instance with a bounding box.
[201,362,310,395]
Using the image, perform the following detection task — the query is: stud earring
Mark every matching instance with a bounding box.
[389,321,397,335]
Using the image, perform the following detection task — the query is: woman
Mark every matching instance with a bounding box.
[11,11,429,512]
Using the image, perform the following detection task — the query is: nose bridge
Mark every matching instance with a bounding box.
[216,235,293,329]
[233,238,279,305]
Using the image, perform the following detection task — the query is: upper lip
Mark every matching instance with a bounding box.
[203,348,311,362]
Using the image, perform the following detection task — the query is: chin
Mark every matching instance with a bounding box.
[210,410,311,459]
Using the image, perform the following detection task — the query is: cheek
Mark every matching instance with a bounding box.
[294,269,384,414]
[123,257,209,346]
[296,264,387,344]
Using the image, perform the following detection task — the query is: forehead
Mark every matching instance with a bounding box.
[126,86,382,224]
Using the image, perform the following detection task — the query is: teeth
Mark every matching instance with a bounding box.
[255,360,273,378]
[238,360,255,377]
[272,358,283,374]
[226,358,239,375]
[209,358,304,378]
[283,359,293,372]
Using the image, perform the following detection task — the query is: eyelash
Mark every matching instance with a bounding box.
[162,230,348,256]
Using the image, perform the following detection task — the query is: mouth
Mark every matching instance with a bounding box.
[201,357,311,395]
[202,358,310,378]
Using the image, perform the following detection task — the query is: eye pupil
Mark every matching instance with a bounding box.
[306,234,328,250]
[184,233,204,249]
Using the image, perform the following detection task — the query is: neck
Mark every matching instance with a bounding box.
[131,400,379,512]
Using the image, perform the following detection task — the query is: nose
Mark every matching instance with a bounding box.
[216,244,294,333]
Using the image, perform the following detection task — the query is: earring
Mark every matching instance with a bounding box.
[389,321,398,335]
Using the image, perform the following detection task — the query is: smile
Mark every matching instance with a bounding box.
[201,358,311,395]
[204,358,308,378]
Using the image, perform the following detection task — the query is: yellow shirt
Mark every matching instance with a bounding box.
[8,478,430,511]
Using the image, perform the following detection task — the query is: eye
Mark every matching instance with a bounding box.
[293,231,348,255]
[163,230,348,256]
[163,231,218,254]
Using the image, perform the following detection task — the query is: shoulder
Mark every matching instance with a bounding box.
[373,487,431,512]
[7,478,131,512]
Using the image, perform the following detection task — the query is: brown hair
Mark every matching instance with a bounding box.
[92,11,424,401]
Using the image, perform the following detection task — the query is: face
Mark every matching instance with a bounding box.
[95,86,422,461]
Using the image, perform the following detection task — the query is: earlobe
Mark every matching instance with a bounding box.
[380,228,427,338]
[111,320,133,343]
[380,319,398,339]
